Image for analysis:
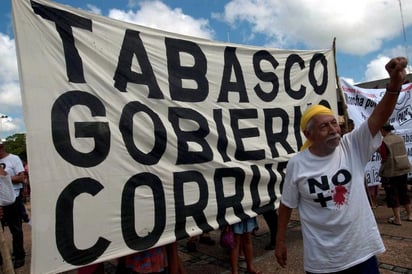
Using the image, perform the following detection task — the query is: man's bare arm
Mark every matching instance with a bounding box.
[368,57,408,136]
[11,172,25,184]
[275,202,293,268]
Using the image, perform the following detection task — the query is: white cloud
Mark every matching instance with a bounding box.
[0,33,22,135]
[340,77,355,86]
[363,45,412,82]
[0,82,21,106]
[86,4,102,15]
[364,56,391,82]
[0,115,18,135]
[217,0,412,55]
[107,0,215,40]
[0,33,18,82]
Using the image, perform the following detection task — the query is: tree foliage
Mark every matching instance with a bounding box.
[3,133,27,162]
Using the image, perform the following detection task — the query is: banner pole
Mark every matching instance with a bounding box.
[333,38,349,133]
[0,226,15,274]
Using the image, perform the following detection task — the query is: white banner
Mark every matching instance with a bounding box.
[13,0,337,273]
[340,78,412,186]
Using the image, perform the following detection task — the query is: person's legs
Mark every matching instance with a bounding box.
[238,240,244,260]
[3,194,25,268]
[357,255,380,274]
[186,236,198,252]
[242,233,259,274]
[230,234,241,274]
[167,242,187,274]
[383,180,402,225]
[404,203,412,220]
[199,232,215,246]
[390,206,402,224]
[262,209,278,250]
[242,233,253,268]
[397,179,412,221]
[368,185,379,208]
[20,200,29,223]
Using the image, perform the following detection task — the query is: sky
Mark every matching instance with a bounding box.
[1,0,412,138]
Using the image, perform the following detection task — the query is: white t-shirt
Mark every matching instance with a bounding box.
[281,122,385,273]
[0,154,25,197]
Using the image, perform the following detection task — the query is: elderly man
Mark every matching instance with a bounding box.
[275,57,408,274]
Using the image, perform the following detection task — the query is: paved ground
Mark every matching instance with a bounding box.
[4,188,412,274]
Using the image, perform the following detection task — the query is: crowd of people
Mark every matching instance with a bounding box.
[0,57,410,274]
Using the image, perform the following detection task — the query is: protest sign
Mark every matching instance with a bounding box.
[12,0,337,272]
[341,78,412,186]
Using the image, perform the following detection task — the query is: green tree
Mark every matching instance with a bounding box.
[3,133,27,162]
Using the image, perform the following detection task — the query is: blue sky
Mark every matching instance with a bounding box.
[1,0,412,137]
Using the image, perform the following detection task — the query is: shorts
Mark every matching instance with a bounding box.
[232,217,258,234]
[382,175,410,208]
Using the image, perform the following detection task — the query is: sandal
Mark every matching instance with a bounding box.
[387,218,401,226]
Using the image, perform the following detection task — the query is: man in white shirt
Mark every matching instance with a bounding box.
[0,141,26,269]
[275,57,408,274]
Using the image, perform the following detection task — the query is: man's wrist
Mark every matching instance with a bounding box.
[386,83,401,95]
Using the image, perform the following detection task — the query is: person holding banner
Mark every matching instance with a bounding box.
[378,122,412,225]
[275,56,408,274]
[230,217,262,274]
[0,163,16,273]
[0,141,26,269]
[115,242,186,274]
